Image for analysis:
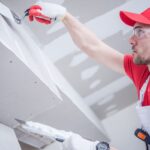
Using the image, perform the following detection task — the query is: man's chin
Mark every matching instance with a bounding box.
[133,57,147,65]
[133,57,142,65]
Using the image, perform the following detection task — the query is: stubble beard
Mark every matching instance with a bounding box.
[133,55,150,65]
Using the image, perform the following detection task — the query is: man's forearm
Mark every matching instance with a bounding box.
[62,12,101,57]
[62,12,125,74]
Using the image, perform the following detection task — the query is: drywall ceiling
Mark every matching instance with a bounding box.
[0,1,109,149]
[0,43,61,127]
[1,0,149,132]
[0,37,108,149]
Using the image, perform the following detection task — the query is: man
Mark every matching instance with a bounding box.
[23,2,150,150]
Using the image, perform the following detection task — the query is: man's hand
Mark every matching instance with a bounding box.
[28,2,67,24]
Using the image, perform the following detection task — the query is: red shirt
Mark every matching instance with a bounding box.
[124,55,150,106]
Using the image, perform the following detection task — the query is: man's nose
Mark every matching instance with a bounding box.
[129,34,137,46]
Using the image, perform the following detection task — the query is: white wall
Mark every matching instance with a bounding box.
[0,124,21,150]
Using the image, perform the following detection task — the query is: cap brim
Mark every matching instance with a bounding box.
[120,11,150,26]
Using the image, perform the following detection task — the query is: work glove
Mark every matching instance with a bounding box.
[28,2,67,24]
[62,133,99,150]
[62,134,117,150]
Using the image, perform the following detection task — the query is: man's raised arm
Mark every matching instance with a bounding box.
[62,12,125,74]
[28,2,125,74]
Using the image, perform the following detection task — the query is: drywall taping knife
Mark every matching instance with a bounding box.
[15,118,65,142]
[11,9,29,24]
[15,118,26,124]
[0,2,29,24]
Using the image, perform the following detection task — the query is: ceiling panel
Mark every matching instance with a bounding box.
[0,43,61,127]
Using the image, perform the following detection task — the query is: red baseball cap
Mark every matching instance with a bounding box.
[120,8,150,26]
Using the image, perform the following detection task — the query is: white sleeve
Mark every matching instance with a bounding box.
[62,133,98,150]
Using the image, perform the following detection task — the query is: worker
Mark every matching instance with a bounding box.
[25,2,150,150]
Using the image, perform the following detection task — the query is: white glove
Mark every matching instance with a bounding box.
[62,133,99,150]
[21,121,71,141]
[28,2,67,24]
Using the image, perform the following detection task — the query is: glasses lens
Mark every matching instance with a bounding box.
[134,28,145,38]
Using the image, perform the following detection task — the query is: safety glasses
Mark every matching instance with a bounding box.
[132,26,150,39]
